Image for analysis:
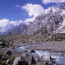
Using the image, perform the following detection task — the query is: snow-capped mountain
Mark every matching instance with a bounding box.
[1,2,65,35]
[0,20,22,35]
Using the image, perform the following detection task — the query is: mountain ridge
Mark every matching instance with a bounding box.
[1,2,65,35]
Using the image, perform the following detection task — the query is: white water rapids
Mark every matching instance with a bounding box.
[15,43,65,65]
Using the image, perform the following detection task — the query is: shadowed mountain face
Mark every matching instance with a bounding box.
[8,12,63,35]
[1,2,65,35]
[7,24,28,35]
[26,12,63,34]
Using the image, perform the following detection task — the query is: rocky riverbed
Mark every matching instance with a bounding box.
[15,42,65,65]
[0,41,65,65]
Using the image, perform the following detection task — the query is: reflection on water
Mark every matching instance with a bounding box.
[15,43,65,65]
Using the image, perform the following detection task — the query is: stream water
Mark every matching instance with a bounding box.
[15,43,65,65]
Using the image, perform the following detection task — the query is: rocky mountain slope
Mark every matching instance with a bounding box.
[8,24,28,35]
[2,2,65,35]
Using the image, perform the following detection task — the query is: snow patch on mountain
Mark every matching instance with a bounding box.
[61,10,65,14]
[1,2,65,35]
[55,20,65,33]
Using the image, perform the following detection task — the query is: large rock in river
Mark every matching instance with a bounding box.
[41,54,51,61]
[36,62,47,65]
[13,56,21,65]
[21,52,27,60]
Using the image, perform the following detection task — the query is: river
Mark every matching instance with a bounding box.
[15,43,65,65]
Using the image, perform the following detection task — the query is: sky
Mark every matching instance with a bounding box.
[0,0,65,32]
[0,0,56,21]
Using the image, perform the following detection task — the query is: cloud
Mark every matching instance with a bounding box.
[9,20,22,26]
[24,17,35,24]
[0,19,9,27]
[22,4,44,17]
[42,0,65,4]
[0,19,9,32]
[22,4,44,23]
[0,4,44,32]
[0,19,22,27]
[0,19,22,32]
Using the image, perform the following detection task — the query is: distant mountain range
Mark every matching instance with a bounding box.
[1,2,65,35]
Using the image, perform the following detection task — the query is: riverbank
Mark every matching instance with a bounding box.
[26,41,65,52]
[0,41,65,54]
[0,41,65,65]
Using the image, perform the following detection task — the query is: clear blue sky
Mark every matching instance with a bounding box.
[0,0,56,21]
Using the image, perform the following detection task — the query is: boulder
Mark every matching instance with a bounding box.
[18,60,29,65]
[36,63,43,65]
[0,54,3,60]
[6,51,12,56]
[41,54,51,61]
[6,59,9,64]
[30,50,35,53]
[30,56,36,65]
[35,57,39,61]
[1,63,6,65]
[48,61,53,65]
[13,56,21,65]
[2,56,8,61]
[21,53,27,57]
[53,63,57,65]
[21,53,27,60]
[36,62,47,65]
[43,62,48,65]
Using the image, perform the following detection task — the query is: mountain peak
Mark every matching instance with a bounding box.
[1,2,65,35]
